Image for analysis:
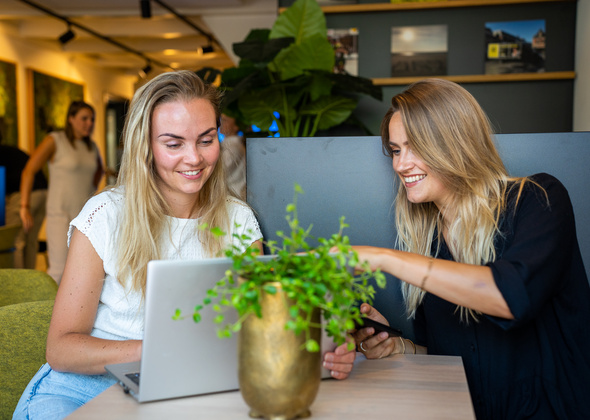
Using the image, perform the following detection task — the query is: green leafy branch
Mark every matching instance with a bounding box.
[179,184,386,352]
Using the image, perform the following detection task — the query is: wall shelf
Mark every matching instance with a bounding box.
[311,0,575,14]
[372,71,576,86]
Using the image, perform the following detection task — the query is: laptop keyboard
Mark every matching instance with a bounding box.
[125,372,140,386]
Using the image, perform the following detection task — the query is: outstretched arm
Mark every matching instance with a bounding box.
[19,135,55,231]
[353,246,513,319]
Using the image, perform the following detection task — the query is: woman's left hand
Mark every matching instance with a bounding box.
[322,341,356,380]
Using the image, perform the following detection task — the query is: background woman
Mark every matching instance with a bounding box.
[13,71,263,420]
[352,79,590,419]
[20,100,104,283]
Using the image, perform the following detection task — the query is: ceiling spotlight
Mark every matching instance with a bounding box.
[202,45,214,54]
[140,63,152,78]
[140,0,152,19]
[58,26,75,45]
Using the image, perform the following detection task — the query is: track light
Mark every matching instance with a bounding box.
[140,0,151,19]
[202,45,214,54]
[58,26,75,45]
[140,63,152,78]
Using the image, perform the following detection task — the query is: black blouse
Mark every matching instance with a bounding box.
[413,173,590,420]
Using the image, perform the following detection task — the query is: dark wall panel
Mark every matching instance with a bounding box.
[280,1,577,134]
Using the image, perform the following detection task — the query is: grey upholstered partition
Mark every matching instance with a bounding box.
[246,133,590,338]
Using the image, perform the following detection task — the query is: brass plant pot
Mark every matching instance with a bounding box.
[239,282,322,420]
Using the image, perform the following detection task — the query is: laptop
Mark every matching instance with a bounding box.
[105,256,336,403]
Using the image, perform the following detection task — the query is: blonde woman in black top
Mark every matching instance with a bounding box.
[352,79,590,419]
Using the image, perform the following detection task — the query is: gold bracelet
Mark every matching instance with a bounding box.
[407,338,416,354]
[397,336,406,355]
[420,257,434,290]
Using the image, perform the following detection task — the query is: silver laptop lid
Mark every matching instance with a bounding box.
[138,257,241,402]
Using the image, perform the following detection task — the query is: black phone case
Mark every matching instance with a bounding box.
[354,317,403,338]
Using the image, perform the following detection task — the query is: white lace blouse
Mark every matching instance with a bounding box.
[67,187,262,341]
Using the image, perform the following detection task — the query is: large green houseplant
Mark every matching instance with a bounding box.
[219,0,382,137]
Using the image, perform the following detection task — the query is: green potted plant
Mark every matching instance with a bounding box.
[218,0,382,137]
[188,184,386,419]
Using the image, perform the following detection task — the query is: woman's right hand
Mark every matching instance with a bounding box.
[19,207,33,232]
[352,303,400,359]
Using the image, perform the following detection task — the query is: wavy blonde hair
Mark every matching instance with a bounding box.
[114,70,229,296]
[381,78,528,321]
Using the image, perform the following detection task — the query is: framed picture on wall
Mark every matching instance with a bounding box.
[0,59,18,147]
[28,69,84,148]
[484,20,546,74]
[327,27,359,76]
[390,24,448,77]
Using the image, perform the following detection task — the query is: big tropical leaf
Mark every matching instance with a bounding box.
[220,68,271,108]
[300,96,357,131]
[308,72,333,102]
[327,72,383,101]
[244,28,271,42]
[271,33,334,80]
[238,88,295,132]
[270,0,326,44]
[233,37,295,63]
[221,66,259,88]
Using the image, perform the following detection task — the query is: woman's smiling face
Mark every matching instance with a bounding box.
[69,107,95,139]
[150,98,219,214]
[388,112,453,211]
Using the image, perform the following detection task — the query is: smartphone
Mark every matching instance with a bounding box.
[354,317,403,338]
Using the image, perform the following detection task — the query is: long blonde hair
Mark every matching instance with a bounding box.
[381,79,522,321]
[115,70,229,295]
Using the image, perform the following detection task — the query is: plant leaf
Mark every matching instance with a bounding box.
[308,72,333,102]
[220,66,259,88]
[305,339,320,353]
[270,0,326,44]
[244,28,271,42]
[326,71,383,101]
[238,88,295,130]
[300,96,357,130]
[172,308,182,320]
[272,34,334,80]
[233,36,295,63]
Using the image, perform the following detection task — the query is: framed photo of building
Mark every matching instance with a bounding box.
[0,59,18,147]
[28,69,84,148]
[390,24,448,77]
[484,20,546,74]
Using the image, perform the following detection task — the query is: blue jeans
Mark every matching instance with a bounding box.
[13,363,116,420]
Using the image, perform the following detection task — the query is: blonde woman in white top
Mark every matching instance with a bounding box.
[14,71,266,420]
